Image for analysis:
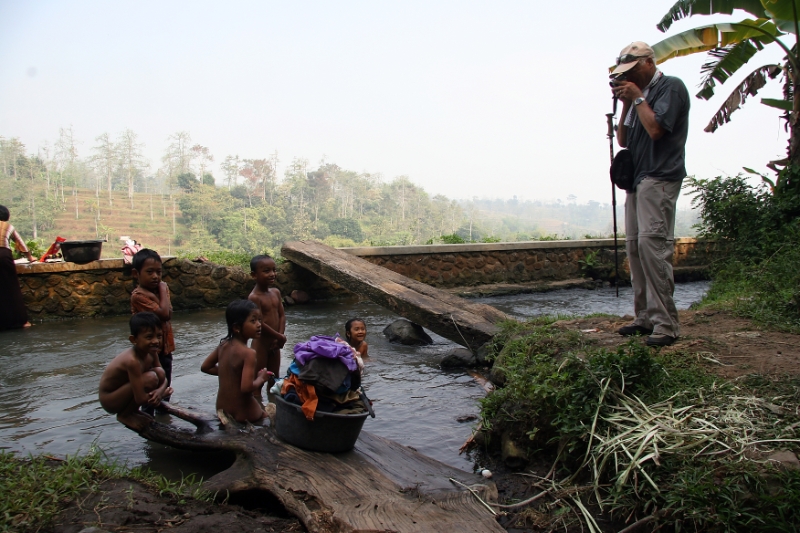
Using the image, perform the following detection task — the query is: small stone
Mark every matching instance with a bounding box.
[290,290,310,304]
[441,348,477,368]
[767,451,800,470]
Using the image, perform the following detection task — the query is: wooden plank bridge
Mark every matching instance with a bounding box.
[281,240,508,352]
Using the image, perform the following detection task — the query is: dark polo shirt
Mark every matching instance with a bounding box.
[627,74,690,189]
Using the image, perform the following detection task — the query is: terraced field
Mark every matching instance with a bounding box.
[41,189,183,257]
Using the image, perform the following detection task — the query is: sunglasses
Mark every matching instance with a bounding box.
[616,54,650,65]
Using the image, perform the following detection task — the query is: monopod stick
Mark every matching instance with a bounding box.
[606,112,620,297]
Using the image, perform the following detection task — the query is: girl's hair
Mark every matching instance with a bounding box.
[223,299,259,342]
[345,317,366,339]
[0,205,9,222]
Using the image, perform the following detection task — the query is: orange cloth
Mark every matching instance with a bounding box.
[281,374,318,420]
[131,286,175,355]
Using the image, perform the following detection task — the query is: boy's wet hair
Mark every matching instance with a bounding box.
[130,312,162,337]
[0,205,9,222]
[223,299,259,342]
[345,317,366,339]
[132,248,162,272]
[250,254,274,272]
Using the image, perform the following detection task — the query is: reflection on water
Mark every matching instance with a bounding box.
[0,281,708,477]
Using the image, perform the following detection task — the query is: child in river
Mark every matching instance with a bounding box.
[201,299,272,423]
[345,317,369,358]
[98,312,173,430]
[247,254,286,402]
[130,249,174,408]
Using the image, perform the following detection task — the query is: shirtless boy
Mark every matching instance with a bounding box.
[247,255,286,402]
[201,299,271,423]
[98,312,173,430]
[130,249,175,407]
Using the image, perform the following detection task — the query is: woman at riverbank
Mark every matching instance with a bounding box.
[0,205,34,330]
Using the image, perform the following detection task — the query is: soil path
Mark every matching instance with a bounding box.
[557,309,800,378]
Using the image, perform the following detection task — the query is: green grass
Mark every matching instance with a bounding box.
[0,447,212,533]
[700,244,800,333]
[478,318,800,532]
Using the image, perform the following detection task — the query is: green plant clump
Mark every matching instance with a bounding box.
[479,319,800,532]
[688,173,800,332]
[175,249,280,271]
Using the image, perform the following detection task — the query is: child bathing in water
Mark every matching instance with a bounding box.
[345,317,368,358]
[201,300,272,423]
[98,312,173,430]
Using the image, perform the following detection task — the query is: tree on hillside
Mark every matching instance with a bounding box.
[117,129,147,209]
[55,126,80,213]
[91,133,119,206]
[652,0,800,180]
[191,144,214,186]
[221,155,241,190]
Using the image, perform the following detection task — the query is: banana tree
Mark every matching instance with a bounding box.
[652,0,800,171]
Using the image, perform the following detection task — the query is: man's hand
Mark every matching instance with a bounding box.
[612,80,643,105]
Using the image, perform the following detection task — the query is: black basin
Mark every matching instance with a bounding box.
[274,394,370,452]
[61,240,104,264]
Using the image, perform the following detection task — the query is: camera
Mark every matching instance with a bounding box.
[609,72,627,88]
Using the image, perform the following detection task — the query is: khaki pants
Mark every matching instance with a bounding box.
[625,177,683,338]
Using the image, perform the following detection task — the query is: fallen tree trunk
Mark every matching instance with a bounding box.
[133,403,503,533]
[282,240,508,352]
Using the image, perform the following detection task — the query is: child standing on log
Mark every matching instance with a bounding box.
[201,299,271,423]
[98,312,173,430]
[130,249,175,410]
[247,254,286,403]
[345,317,369,358]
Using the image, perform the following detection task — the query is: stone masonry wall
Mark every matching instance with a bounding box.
[15,238,714,321]
[342,238,716,289]
[17,258,255,320]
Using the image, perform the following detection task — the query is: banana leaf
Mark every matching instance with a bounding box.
[652,18,783,63]
[762,0,800,33]
[696,40,766,99]
[704,64,782,131]
[657,0,768,32]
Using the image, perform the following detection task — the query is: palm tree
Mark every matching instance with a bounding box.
[652,0,800,175]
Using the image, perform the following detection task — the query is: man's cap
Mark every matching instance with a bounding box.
[610,41,654,77]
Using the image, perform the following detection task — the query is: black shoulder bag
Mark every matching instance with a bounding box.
[610,149,634,192]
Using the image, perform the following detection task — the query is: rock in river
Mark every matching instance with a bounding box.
[382,319,433,346]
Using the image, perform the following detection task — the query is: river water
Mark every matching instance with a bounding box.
[0,281,709,478]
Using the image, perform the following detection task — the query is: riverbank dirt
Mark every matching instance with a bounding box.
[48,478,304,533]
[46,310,798,533]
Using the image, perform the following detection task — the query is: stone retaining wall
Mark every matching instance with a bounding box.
[341,237,715,288]
[16,258,255,320]
[15,238,714,321]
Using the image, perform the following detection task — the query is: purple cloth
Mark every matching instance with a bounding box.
[293,335,358,372]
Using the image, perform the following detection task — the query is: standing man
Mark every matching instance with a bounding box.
[611,41,690,347]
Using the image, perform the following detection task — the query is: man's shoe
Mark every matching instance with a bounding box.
[617,324,653,337]
[646,334,677,347]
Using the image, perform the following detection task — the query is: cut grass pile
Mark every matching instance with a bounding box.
[479,318,800,532]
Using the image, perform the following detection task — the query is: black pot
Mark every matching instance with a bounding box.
[61,240,104,264]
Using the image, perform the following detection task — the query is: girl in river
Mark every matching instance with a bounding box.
[0,205,34,331]
[201,300,272,423]
[345,317,368,358]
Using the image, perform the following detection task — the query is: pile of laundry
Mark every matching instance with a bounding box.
[271,335,372,420]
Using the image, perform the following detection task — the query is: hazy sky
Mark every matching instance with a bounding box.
[0,1,790,205]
